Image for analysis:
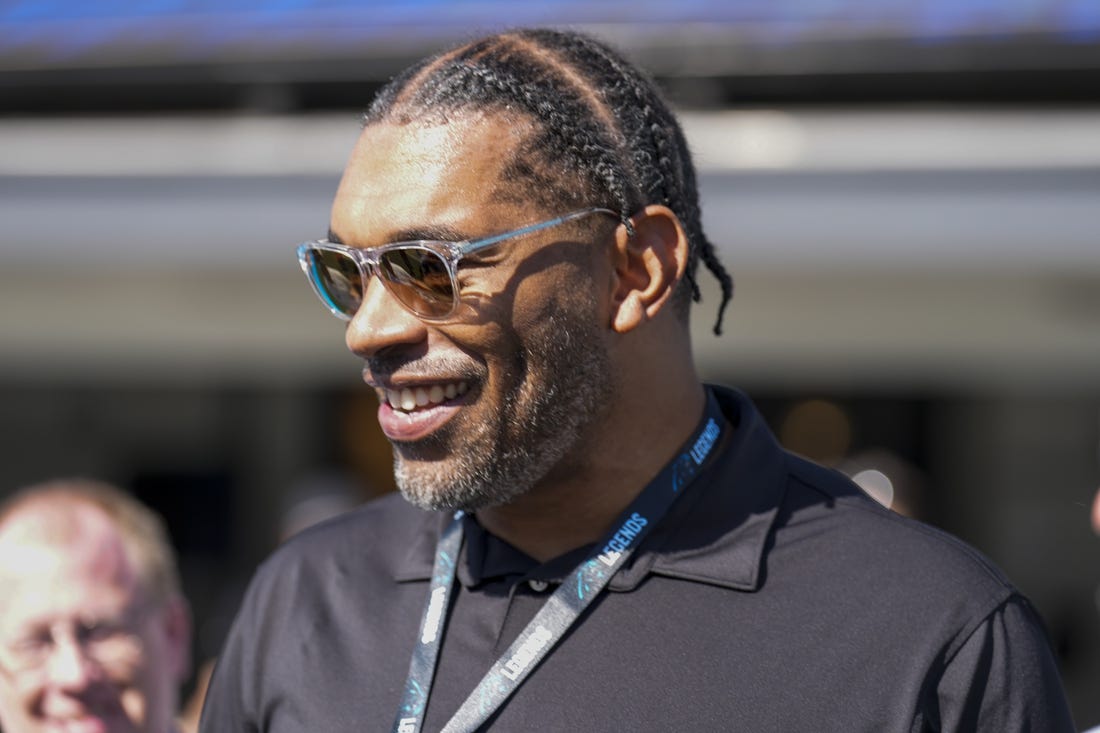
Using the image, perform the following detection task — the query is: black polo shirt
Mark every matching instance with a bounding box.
[201,387,1074,732]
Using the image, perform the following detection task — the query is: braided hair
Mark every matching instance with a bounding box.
[363,28,733,334]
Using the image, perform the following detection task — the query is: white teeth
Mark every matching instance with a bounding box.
[385,382,469,412]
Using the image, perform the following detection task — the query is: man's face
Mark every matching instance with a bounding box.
[332,115,616,511]
[0,505,187,733]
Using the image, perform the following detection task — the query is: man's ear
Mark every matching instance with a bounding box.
[160,594,193,682]
[609,204,688,334]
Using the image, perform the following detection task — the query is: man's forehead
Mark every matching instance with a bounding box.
[0,502,137,591]
[330,116,531,243]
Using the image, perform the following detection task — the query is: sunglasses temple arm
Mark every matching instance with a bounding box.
[455,207,617,256]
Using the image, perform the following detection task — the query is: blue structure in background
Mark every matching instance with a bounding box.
[1,0,1098,72]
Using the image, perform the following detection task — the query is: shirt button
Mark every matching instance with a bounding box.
[527,579,549,593]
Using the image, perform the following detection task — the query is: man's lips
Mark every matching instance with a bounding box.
[376,380,471,442]
[45,715,111,733]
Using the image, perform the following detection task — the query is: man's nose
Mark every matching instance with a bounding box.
[45,638,100,689]
[345,277,429,358]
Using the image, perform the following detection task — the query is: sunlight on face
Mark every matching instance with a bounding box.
[337,117,617,511]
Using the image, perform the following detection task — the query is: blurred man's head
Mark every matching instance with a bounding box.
[0,479,190,733]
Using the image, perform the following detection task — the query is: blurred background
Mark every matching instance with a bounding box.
[1,0,1099,724]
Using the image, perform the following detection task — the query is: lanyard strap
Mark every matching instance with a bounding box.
[392,392,726,733]
[393,513,464,730]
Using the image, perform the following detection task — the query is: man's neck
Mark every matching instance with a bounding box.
[474,381,707,562]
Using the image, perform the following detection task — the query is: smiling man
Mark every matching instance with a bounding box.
[0,480,191,733]
[201,29,1074,732]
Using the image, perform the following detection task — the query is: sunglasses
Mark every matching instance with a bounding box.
[297,207,616,322]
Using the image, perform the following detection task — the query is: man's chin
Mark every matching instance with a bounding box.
[394,461,501,513]
[394,479,479,513]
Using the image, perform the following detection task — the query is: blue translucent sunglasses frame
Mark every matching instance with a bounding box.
[297,206,617,322]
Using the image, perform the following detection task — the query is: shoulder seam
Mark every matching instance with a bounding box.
[785,461,1017,594]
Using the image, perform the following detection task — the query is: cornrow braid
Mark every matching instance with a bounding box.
[364,28,733,334]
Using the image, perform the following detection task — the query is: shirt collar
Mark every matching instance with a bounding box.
[609,386,787,592]
[394,511,591,588]
[393,387,787,593]
[393,509,447,583]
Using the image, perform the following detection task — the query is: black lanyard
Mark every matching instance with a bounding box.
[392,393,726,733]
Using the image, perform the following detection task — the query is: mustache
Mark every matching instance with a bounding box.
[363,352,482,382]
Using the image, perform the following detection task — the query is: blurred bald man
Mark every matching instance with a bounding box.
[0,479,191,733]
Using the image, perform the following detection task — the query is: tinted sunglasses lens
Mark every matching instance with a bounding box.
[378,247,455,318]
[305,248,363,318]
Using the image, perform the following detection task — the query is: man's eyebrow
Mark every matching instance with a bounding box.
[326,224,472,246]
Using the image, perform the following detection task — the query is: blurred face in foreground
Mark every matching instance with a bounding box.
[0,502,189,733]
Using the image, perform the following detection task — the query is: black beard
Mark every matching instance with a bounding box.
[392,296,612,512]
